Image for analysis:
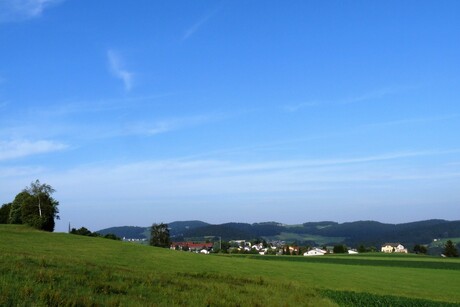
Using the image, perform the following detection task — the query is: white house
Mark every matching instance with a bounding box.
[348,249,359,254]
[303,248,326,256]
[381,243,408,253]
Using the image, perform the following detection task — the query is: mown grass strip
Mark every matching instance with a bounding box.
[241,255,460,270]
[322,290,460,307]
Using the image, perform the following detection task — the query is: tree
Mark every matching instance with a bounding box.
[70,227,93,236]
[443,240,459,257]
[25,180,55,218]
[333,245,348,254]
[104,233,121,241]
[219,241,230,253]
[8,181,59,231]
[358,244,367,253]
[8,192,30,224]
[0,203,12,224]
[414,244,428,254]
[150,223,170,248]
[70,227,121,240]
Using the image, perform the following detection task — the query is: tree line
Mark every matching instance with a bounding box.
[70,226,121,240]
[0,180,59,232]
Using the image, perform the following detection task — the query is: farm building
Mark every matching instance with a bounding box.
[304,248,327,256]
[381,243,408,253]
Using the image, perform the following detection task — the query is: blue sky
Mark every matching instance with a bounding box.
[1,0,459,232]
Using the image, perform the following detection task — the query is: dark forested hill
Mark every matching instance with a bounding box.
[97,226,147,239]
[168,220,210,238]
[180,219,460,247]
[97,220,210,240]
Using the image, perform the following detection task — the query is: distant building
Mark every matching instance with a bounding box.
[171,242,213,252]
[381,243,408,253]
[304,248,326,256]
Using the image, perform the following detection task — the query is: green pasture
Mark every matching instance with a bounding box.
[1,225,459,306]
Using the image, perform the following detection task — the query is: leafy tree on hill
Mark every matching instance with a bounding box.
[0,203,12,224]
[150,223,171,248]
[26,180,55,218]
[443,240,459,257]
[8,192,28,224]
[8,180,59,231]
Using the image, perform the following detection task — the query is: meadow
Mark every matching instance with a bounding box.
[1,225,460,306]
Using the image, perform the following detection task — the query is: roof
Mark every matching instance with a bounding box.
[382,243,402,247]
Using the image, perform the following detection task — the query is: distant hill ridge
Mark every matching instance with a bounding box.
[97,219,460,247]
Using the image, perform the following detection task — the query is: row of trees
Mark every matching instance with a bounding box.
[70,227,121,240]
[0,180,59,232]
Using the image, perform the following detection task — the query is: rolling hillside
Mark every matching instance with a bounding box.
[1,225,460,306]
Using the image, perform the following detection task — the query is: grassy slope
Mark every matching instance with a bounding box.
[1,225,460,306]
[0,225,331,306]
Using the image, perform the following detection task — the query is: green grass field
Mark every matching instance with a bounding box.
[1,225,460,306]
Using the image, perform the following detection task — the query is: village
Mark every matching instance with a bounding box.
[166,239,409,256]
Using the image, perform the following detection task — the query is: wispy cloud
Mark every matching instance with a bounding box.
[107,49,134,91]
[36,148,460,207]
[284,87,400,112]
[3,147,459,230]
[339,88,397,105]
[125,114,221,137]
[283,101,319,112]
[0,166,44,179]
[0,139,67,161]
[180,149,460,173]
[29,93,175,117]
[362,114,460,129]
[183,8,220,40]
[0,0,63,23]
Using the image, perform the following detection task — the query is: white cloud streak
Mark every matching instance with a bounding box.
[126,115,219,136]
[183,8,219,40]
[29,148,460,202]
[284,87,399,112]
[362,114,460,129]
[0,139,67,161]
[107,49,134,91]
[0,0,63,23]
